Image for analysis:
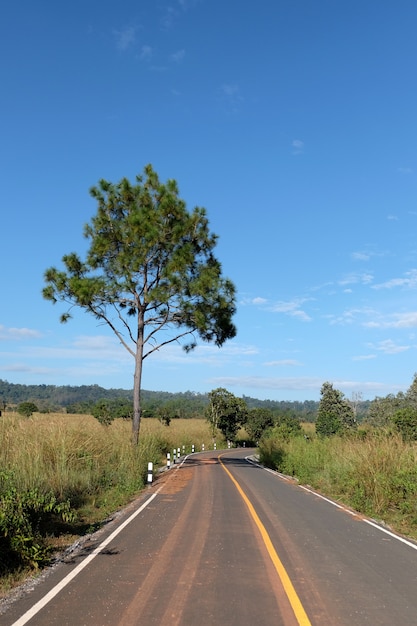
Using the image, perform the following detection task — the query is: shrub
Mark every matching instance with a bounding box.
[17,402,38,418]
[0,471,74,571]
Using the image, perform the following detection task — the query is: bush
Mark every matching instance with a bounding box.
[0,471,74,571]
[17,402,38,418]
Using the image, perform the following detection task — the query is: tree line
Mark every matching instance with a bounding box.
[0,378,326,422]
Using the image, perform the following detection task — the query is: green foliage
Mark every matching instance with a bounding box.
[244,408,274,442]
[0,471,75,571]
[92,400,114,426]
[272,413,302,441]
[92,398,134,426]
[17,402,38,417]
[366,393,406,426]
[206,388,247,441]
[315,382,356,437]
[392,407,417,441]
[43,165,236,445]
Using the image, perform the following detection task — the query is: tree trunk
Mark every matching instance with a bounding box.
[132,315,144,446]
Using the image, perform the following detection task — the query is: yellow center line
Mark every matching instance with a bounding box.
[219,454,312,626]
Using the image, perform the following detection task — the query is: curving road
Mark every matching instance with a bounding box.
[3,448,417,625]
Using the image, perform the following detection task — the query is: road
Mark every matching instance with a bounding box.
[2,448,417,625]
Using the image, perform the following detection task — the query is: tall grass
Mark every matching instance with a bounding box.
[0,413,216,583]
[1,413,215,506]
[259,430,417,538]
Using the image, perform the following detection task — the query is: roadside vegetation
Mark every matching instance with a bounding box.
[259,376,417,541]
[4,374,417,596]
[259,428,417,540]
[0,413,217,595]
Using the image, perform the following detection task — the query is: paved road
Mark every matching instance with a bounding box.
[3,448,417,625]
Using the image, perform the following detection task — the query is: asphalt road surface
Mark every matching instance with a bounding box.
[3,448,417,625]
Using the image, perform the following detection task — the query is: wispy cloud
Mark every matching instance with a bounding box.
[368,339,410,354]
[372,269,417,290]
[338,272,374,286]
[398,167,413,174]
[139,45,153,60]
[328,307,377,326]
[219,83,243,111]
[270,298,312,322]
[207,375,393,397]
[264,360,303,367]
[241,296,268,306]
[171,49,185,63]
[351,251,371,261]
[0,325,42,340]
[364,311,417,329]
[161,6,178,29]
[351,248,388,262]
[291,139,304,155]
[114,26,137,51]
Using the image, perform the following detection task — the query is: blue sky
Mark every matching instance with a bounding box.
[1,0,417,402]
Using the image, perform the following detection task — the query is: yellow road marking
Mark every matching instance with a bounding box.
[219,454,312,626]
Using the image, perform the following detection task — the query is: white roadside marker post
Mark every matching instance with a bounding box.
[147,462,153,485]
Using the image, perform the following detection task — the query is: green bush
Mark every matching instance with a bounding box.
[17,402,39,418]
[0,471,75,571]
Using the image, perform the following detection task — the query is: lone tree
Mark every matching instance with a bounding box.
[206,388,247,442]
[315,381,356,437]
[43,165,237,445]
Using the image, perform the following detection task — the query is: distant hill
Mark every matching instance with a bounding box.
[0,379,324,420]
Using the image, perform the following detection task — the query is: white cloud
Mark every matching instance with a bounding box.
[372,269,417,290]
[338,272,374,286]
[351,251,371,261]
[368,339,410,354]
[264,360,302,367]
[270,298,312,322]
[291,139,304,155]
[140,45,153,60]
[171,49,185,63]
[207,376,393,397]
[328,307,377,326]
[222,83,239,97]
[352,354,377,361]
[364,312,417,329]
[0,325,42,340]
[240,296,268,306]
[219,83,243,111]
[161,6,178,29]
[114,26,136,51]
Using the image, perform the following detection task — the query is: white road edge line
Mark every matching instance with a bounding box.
[244,455,417,552]
[11,489,161,626]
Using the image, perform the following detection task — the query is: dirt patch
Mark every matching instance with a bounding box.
[159,467,194,495]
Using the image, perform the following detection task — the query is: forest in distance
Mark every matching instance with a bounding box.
[0,379,370,422]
